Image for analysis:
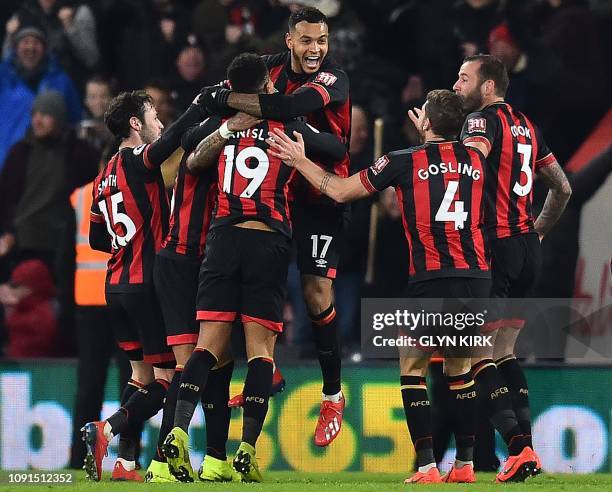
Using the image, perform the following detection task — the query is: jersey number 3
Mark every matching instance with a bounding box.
[222,145,269,198]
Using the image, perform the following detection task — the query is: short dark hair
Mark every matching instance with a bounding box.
[227,53,269,94]
[288,7,328,31]
[463,54,509,97]
[86,74,114,93]
[424,89,466,140]
[104,90,153,139]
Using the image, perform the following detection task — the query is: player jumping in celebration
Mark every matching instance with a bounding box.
[161,53,346,482]
[454,54,572,482]
[268,89,490,484]
[83,91,206,481]
[202,7,350,446]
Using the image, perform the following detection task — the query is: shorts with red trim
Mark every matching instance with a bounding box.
[154,252,201,346]
[106,286,175,366]
[196,225,291,333]
[489,232,541,328]
[292,202,347,279]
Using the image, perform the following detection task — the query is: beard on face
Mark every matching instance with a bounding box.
[139,123,159,145]
[461,86,485,113]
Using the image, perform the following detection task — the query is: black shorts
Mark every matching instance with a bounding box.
[292,203,346,279]
[196,226,291,332]
[404,277,492,357]
[154,253,201,346]
[106,286,175,366]
[489,232,541,328]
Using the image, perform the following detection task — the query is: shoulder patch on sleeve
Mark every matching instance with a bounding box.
[467,117,487,134]
[314,71,338,86]
[133,144,146,155]
[370,155,390,175]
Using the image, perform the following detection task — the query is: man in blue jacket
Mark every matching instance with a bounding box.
[0,23,81,170]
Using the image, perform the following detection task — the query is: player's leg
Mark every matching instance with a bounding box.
[400,353,442,484]
[233,321,276,482]
[494,233,542,475]
[149,254,199,481]
[295,205,345,446]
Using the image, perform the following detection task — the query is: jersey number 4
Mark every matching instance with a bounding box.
[435,180,468,230]
[222,145,269,198]
[98,192,137,249]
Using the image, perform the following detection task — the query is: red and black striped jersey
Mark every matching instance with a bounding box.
[263,52,351,203]
[460,102,556,239]
[359,141,490,283]
[90,146,169,292]
[212,119,346,237]
[160,118,220,259]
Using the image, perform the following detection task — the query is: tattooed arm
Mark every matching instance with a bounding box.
[187,112,262,173]
[534,161,572,240]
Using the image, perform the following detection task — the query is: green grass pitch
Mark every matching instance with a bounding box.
[1,471,612,491]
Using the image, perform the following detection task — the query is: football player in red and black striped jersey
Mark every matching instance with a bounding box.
[268,89,489,485]
[454,54,572,482]
[161,54,346,482]
[201,7,350,445]
[83,90,208,481]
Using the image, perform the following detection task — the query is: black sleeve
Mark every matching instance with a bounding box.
[181,117,223,153]
[291,121,347,164]
[258,66,350,120]
[460,110,498,154]
[143,104,205,168]
[364,152,408,191]
[88,220,112,253]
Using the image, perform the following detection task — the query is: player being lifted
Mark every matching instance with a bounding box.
[84,91,207,481]
[202,7,350,446]
[268,89,489,484]
[161,53,346,482]
[454,54,571,482]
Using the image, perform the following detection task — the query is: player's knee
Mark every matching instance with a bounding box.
[443,357,472,377]
[131,361,154,385]
[302,275,333,315]
[172,343,195,366]
[400,356,428,377]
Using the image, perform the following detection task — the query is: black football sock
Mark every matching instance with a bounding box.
[174,348,217,432]
[202,361,234,461]
[107,379,168,437]
[154,367,183,462]
[117,380,141,461]
[473,360,525,456]
[311,304,341,396]
[401,375,435,468]
[497,356,532,448]
[242,357,273,447]
[446,372,477,463]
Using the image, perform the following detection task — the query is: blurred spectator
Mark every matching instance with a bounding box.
[0,23,81,169]
[169,35,210,112]
[100,0,191,90]
[3,0,100,90]
[78,75,114,152]
[487,22,529,109]
[1,259,57,357]
[451,0,504,59]
[0,90,98,354]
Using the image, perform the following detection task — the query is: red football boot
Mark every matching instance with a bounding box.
[496,447,537,483]
[111,461,143,482]
[228,366,286,408]
[442,464,475,483]
[314,395,345,447]
[404,467,442,484]
[82,421,110,481]
[529,447,542,476]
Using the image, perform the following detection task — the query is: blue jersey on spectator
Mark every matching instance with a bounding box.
[0,54,82,170]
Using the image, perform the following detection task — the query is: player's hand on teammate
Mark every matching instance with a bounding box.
[407,106,424,128]
[227,112,262,132]
[266,128,306,168]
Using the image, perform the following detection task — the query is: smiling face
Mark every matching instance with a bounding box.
[286,20,329,75]
[15,35,45,71]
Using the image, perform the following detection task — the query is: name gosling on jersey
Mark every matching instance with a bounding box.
[417,161,482,181]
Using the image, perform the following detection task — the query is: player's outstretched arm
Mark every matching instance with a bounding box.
[187,112,262,173]
[267,128,369,203]
[534,160,572,240]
